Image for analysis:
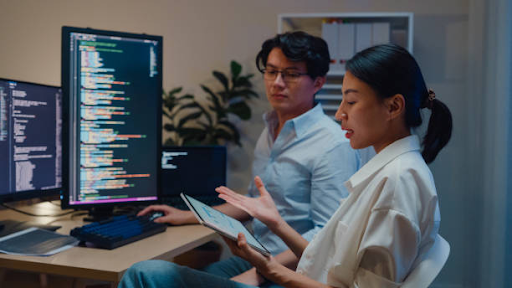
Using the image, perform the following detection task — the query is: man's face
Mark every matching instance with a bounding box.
[264,48,324,118]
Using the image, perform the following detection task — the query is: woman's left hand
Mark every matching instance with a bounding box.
[222,233,275,275]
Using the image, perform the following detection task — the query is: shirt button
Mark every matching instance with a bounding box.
[306,253,312,260]
[297,269,304,274]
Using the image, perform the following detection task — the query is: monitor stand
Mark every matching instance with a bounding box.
[84,207,114,222]
[83,206,124,222]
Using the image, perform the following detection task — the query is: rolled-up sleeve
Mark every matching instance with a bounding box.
[354,209,420,286]
[302,142,360,241]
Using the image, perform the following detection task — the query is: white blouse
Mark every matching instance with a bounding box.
[296,135,440,287]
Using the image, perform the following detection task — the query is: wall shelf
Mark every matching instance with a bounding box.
[278,12,413,115]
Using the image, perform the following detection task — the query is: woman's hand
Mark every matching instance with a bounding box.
[216,176,284,230]
[222,233,277,276]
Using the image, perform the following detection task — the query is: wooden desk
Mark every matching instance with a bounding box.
[0,202,217,286]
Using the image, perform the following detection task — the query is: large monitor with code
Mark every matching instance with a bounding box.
[0,79,62,203]
[61,27,162,218]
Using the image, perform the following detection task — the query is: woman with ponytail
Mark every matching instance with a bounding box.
[120,43,452,287]
[214,43,452,287]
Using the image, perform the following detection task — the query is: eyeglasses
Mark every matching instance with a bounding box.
[261,69,308,83]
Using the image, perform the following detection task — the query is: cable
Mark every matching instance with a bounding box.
[44,211,88,225]
[48,200,62,207]
[0,203,76,217]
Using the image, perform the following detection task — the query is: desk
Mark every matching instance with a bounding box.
[0,201,217,287]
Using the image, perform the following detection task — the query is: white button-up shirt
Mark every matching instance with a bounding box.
[296,135,440,287]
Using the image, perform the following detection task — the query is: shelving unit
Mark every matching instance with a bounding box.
[278,12,414,117]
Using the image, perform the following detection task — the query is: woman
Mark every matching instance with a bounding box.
[216,43,452,287]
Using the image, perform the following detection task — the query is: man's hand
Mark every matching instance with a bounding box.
[137,204,194,225]
[216,176,283,230]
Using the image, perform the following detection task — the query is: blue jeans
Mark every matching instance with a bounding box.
[203,257,284,288]
[119,256,284,288]
[118,258,256,288]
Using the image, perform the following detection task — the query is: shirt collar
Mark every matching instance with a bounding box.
[345,135,421,191]
[263,103,325,139]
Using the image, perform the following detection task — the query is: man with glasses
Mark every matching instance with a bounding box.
[122,31,360,288]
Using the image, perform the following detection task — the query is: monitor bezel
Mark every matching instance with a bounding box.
[0,78,62,204]
[61,26,163,210]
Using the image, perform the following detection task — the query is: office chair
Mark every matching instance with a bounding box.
[402,234,450,288]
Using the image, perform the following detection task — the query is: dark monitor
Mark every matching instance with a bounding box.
[161,146,226,206]
[0,78,62,203]
[61,27,162,220]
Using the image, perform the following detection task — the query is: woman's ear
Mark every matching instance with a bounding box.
[386,94,406,120]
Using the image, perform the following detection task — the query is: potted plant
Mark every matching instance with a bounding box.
[163,61,259,146]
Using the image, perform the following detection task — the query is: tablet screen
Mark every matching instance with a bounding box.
[181,193,270,256]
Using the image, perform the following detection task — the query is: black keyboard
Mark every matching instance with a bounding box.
[70,214,167,249]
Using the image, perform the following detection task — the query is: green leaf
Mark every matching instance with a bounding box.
[231,61,242,80]
[179,127,206,137]
[213,71,229,91]
[168,87,183,96]
[234,76,253,88]
[162,109,173,120]
[217,120,241,146]
[218,91,231,100]
[179,102,202,110]
[162,97,176,109]
[213,128,233,141]
[178,111,203,128]
[163,123,176,131]
[178,94,194,100]
[202,85,226,119]
[197,122,211,130]
[194,102,212,126]
[228,101,251,120]
[201,85,219,104]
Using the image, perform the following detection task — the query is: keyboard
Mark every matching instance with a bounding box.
[70,214,167,249]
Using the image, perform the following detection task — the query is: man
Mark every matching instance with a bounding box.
[120,31,360,287]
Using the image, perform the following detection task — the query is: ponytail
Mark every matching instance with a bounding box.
[422,98,452,163]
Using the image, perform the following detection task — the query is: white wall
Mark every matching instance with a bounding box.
[0,1,475,287]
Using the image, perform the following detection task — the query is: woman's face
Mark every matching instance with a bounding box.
[335,71,394,153]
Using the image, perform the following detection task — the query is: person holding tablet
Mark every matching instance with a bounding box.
[120,43,452,287]
[217,43,452,287]
[125,31,362,285]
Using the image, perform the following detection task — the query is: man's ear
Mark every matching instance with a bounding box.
[313,76,326,93]
[386,94,406,120]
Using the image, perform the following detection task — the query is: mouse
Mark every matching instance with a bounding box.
[148,211,164,221]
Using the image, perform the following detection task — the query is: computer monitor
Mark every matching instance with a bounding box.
[0,78,62,203]
[161,146,227,207]
[61,27,162,220]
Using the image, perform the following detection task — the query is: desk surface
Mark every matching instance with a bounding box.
[0,201,217,282]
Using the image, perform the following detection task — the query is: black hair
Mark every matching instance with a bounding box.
[255,31,330,79]
[346,44,452,164]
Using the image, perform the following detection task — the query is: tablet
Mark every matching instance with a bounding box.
[181,193,271,256]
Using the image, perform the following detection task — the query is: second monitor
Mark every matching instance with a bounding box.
[161,146,226,208]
